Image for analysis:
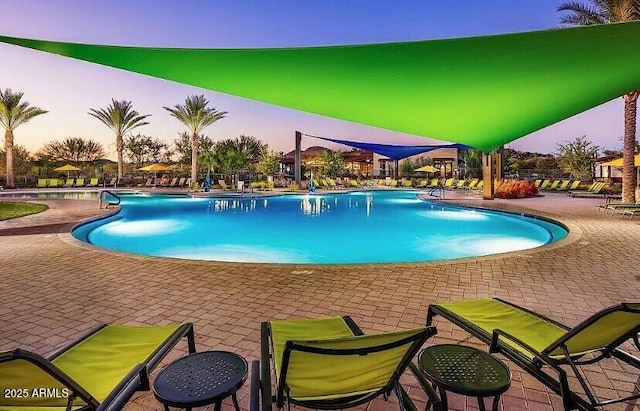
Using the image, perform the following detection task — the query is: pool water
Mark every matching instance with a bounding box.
[73,191,567,264]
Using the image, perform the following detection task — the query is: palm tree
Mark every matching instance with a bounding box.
[558,0,640,203]
[89,99,151,180]
[164,95,227,185]
[0,89,47,188]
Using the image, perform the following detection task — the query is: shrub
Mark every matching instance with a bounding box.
[494,180,538,199]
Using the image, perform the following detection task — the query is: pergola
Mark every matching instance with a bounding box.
[2,21,639,198]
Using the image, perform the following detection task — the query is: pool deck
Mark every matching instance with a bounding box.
[1,189,639,410]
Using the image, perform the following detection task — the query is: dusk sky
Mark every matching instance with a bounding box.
[0,0,634,160]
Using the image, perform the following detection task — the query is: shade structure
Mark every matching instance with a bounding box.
[54,164,81,172]
[600,155,640,167]
[138,164,171,172]
[2,22,640,152]
[415,165,438,173]
[305,133,470,161]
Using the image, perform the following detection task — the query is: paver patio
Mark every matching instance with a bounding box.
[1,189,639,410]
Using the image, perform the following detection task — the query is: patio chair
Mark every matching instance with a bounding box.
[427,298,640,410]
[569,182,606,197]
[539,179,550,189]
[464,178,479,190]
[63,178,74,188]
[534,179,542,187]
[85,178,99,187]
[252,316,438,411]
[48,178,60,188]
[454,179,466,189]
[36,178,48,188]
[390,179,398,187]
[0,323,195,411]
[442,178,454,189]
[555,180,571,191]
[74,178,85,187]
[546,180,560,190]
[105,178,117,187]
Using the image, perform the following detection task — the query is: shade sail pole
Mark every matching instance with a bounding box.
[482,152,495,200]
[295,131,302,185]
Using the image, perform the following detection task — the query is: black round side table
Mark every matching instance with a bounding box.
[417,344,511,411]
[153,350,248,411]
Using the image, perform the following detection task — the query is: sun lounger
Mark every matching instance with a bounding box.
[252,316,437,410]
[442,178,454,189]
[534,179,542,187]
[167,177,178,187]
[555,180,571,191]
[36,178,48,188]
[74,178,85,187]
[0,323,195,411]
[105,178,117,187]
[464,178,479,190]
[48,178,60,188]
[427,298,640,410]
[545,180,560,190]
[539,179,550,189]
[63,178,74,188]
[569,181,606,197]
[85,178,99,187]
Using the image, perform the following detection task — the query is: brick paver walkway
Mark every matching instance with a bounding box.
[1,189,639,410]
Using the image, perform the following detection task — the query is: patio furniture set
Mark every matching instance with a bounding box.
[1,298,639,411]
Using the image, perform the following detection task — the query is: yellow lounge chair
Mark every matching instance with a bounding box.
[427,298,640,410]
[48,178,60,188]
[85,178,99,187]
[0,323,195,411]
[253,316,437,410]
[63,178,74,188]
[36,178,47,188]
[74,178,85,187]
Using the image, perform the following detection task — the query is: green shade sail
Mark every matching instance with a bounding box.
[1,22,640,152]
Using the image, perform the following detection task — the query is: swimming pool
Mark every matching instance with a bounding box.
[73,190,567,264]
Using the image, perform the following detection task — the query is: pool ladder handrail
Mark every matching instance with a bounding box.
[99,190,121,209]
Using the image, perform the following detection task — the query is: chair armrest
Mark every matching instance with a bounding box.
[249,360,260,411]
[408,362,443,411]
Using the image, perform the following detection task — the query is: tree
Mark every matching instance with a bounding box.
[256,150,281,177]
[462,149,483,177]
[124,133,170,167]
[37,137,105,164]
[212,141,245,178]
[164,95,227,184]
[0,88,47,188]
[556,136,599,179]
[0,145,32,181]
[400,156,433,177]
[89,99,150,180]
[319,150,344,178]
[173,131,214,166]
[558,0,640,202]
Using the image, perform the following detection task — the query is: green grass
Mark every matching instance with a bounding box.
[0,202,48,221]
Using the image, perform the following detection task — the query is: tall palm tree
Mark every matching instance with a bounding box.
[558,0,640,203]
[164,95,227,184]
[89,99,150,180]
[0,89,47,188]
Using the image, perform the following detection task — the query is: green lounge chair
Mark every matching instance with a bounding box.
[417,179,428,188]
[427,298,640,410]
[63,178,74,188]
[442,178,454,189]
[546,180,560,190]
[85,178,99,187]
[349,179,359,188]
[253,316,438,410]
[48,178,60,188]
[569,181,606,197]
[539,179,550,189]
[74,178,85,187]
[36,178,47,188]
[454,179,466,189]
[402,178,413,188]
[0,323,195,411]
[534,179,542,187]
[555,180,571,191]
[390,179,398,187]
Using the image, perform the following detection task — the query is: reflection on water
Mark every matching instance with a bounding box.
[0,191,99,200]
